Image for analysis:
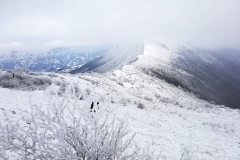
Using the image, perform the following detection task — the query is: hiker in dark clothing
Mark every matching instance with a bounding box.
[90,102,96,112]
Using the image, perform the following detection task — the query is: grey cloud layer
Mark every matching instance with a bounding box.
[0,0,239,53]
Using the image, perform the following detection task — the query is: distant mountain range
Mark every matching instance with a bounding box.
[0,46,110,72]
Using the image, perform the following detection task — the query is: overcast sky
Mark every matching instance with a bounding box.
[0,0,240,53]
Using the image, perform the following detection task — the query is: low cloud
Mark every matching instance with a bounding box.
[0,0,240,53]
[0,42,25,53]
[44,40,65,48]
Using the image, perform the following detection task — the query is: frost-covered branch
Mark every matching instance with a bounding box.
[0,88,161,159]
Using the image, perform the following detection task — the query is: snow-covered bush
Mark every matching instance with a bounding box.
[0,96,160,159]
[174,101,179,105]
[117,77,124,86]
[143,95,153,102]
[0,69,52,90]
[72,83,82,98]
[57,81,68,96]
[137,101,145,109]
[67,83,83,99]
[28,71,40,76]
[85,87,91,95]
[122,76,131,83]
[0,71,12,80]
[110,96,117,104]
[0,99,127,159]
[205,103,214,108]
[53,82,87,100]
[180,148,194,160]
[117,80,124,86]
[47,73,58,78]
[159,97,173,104]
[120,98,127,106]
[155,93,161,99]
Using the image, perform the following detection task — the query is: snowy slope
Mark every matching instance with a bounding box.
[1,42,240,159]
[136,44,240,109]
[71,43,144,73]
[73,42,240,109]
[0,69,240,160]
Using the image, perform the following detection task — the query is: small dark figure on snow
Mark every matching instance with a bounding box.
[90,102,94,109]
[97,102,100,109]
[90,102,96,112]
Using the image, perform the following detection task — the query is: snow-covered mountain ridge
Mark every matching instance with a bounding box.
[71,43,144,73]
[72,42,240,109]
[1,42,240,159]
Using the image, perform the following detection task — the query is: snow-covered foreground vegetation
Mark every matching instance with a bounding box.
[0,68,240,159]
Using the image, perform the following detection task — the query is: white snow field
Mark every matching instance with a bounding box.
[0,43,240,160]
